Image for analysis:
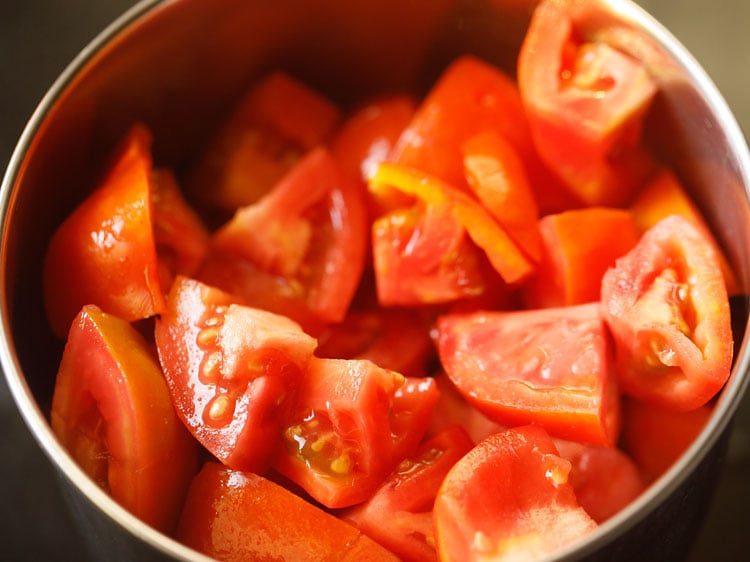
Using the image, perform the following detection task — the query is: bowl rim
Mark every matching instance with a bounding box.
[1,0,749,560]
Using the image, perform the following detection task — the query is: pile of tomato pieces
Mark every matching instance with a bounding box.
[43,1,742,560]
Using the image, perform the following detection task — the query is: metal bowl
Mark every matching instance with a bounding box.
[1,0,748,560]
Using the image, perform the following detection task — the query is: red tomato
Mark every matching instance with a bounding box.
[554,439,645,523]
[371,202,491,306]
[51,305,198,534]
[342,426,475,562]
[43,124,166,339]
[315,308,435,377]
[521,207,641,309]
[436,303,620,447]
[206,147,367,330]
[370,162,536,284]
[518,0,657,207]
[621,397,713,484]
[601,215,733,411]
[154,276,318,473]
[187,71,341,213]
[151,168,210,284]
[461,130,542,261]
[273,357,439,508]
[434,425,597,561]
[177,462,398,562]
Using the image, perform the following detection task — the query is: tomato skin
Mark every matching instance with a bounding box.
[342,426,475,562]
[208,147,368,329]
[187,71,341,214]
[621,397,713,484]
[436,303,620,447]
[601,215,733,412]
[521,207,641,309]
[176,462,399,562]
[43,124,166,339]
[518,0,657,207]
[51,305,198,534]
[554,439,645,523]
[434,425,597,562]
[274,358,439,508]
[154,276,318,473]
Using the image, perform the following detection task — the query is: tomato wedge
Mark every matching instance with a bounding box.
[342,426,474,562]
[187,71,341,213]
[521,207,641,309]
[436,303,620,447]
[177,462,398,561]
[434,425,597,561]
[154,276,318,473]
[601,215,733,411]
[43,124,166,338]
[274,357,439,508]
[51,305,198,533]
[206,147,367,330]
[518,0,657,207]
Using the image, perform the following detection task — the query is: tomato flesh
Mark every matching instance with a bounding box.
[436,303,620,447]
[51,305,197,533]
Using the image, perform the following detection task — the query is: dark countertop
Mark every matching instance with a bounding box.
[1,1,748,561]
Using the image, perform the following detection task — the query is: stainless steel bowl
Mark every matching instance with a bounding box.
[1,0,749,560]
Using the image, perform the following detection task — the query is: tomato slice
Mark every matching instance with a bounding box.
[176,462,398,561]
[207,147,367,330]
[43,124,166,339]
[370,162,536,284]
[151,168,210,284]
[518,0,657,206]
[436,303,620,447]
[154,276,318,473]
[621,397,713,484]
[187,71,341,214]
[554,439,645,523]
[434,425,597,561]
[50,305,198,533]
[315,308,435,377]
[629,168,741,296]
[342,425,474,562]
[371,203,491,306]
[521,207,641,309]
[601,215,733,411]
[274,357,439,508]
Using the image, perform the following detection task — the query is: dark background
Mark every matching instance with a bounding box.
[1,1,748,560]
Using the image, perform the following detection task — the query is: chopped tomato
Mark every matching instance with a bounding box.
[461,130,542,261]
[518,0,657,206]
[43,124,166,339]
[553,439,645,523]
[370,162,536,284]
[434,425,597,561]
[151,168,210,284]
[342,426,474,562]
[206,147,367,330]
[177,462,399,561]
[601,215,733,411]
[274,357,439,508]
[154,276,318,473]
[521,207,641,309]
[330,94,417,217]
[187,71,341,214]
[315,308,435,377]
[51,305,198,534]
[436,303,620,447]
[621,397,713,484]
[371,203,492,306]
[629,168,740,295]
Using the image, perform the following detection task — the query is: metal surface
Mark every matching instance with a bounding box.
[0,0,748,560]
